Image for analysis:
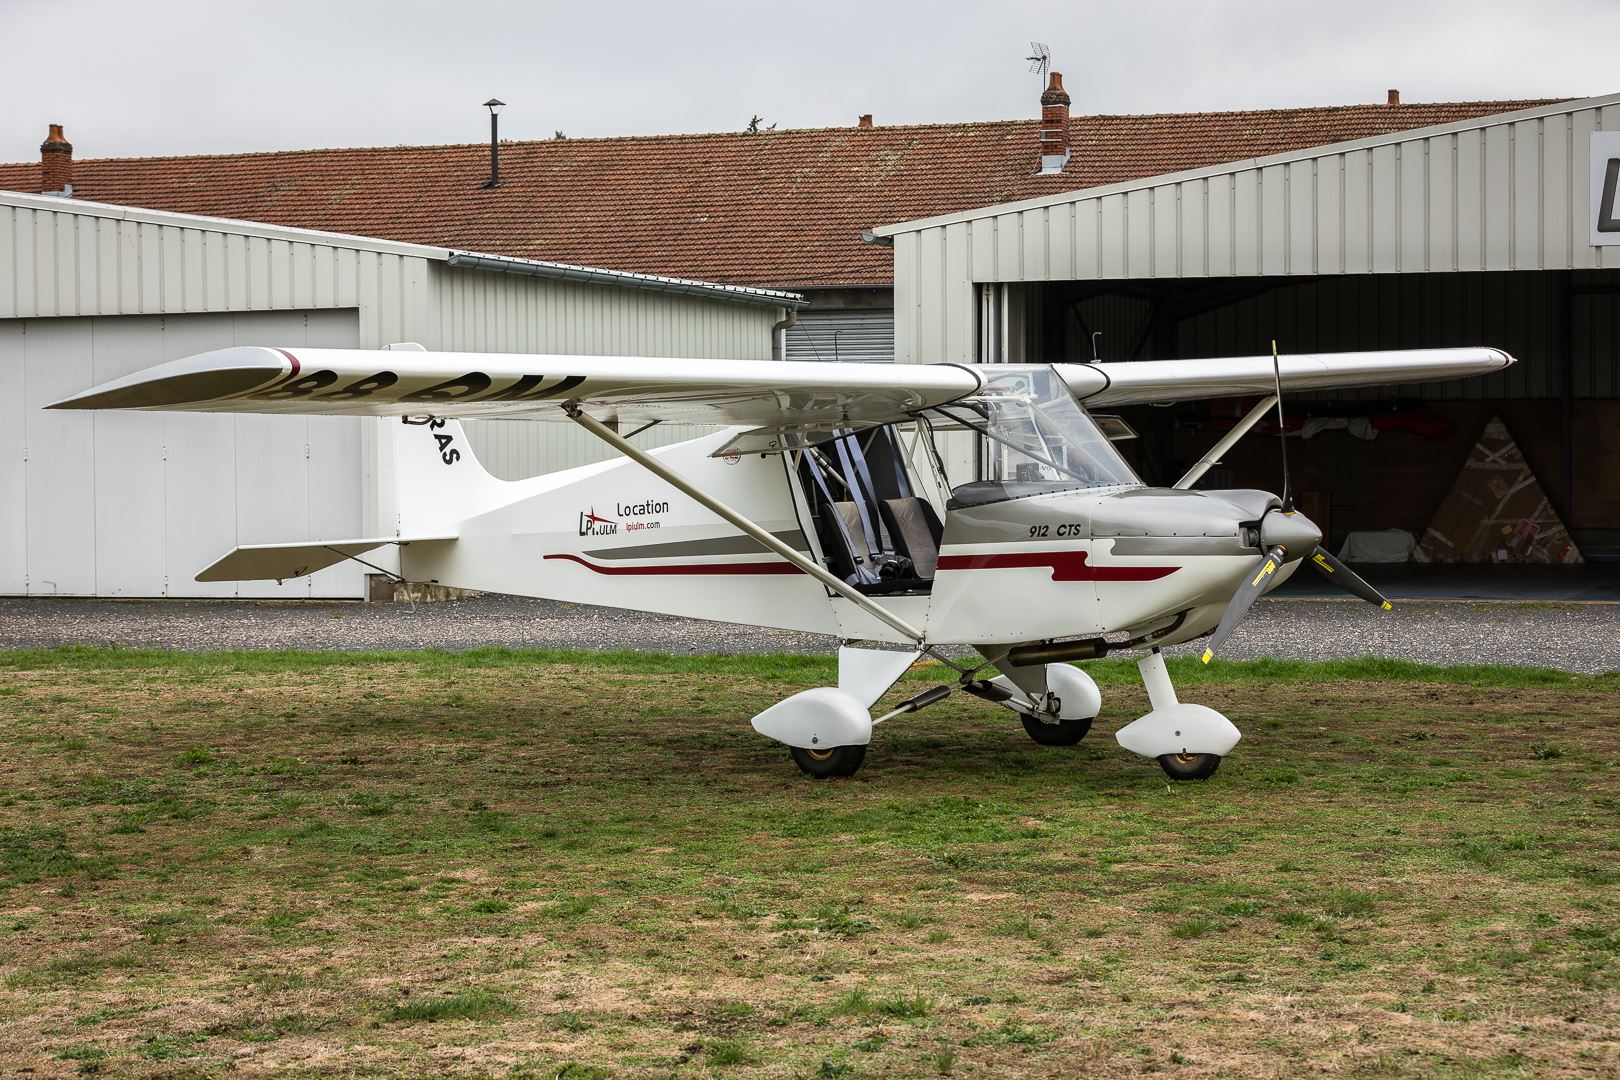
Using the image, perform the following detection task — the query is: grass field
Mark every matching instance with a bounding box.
[0,648,1616,1078]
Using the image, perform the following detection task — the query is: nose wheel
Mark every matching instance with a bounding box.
[1157,752,1221,781]
[789,745,867,779]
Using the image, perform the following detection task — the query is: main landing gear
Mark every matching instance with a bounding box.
[753,645,1241,782]
[1020,712,1094,746]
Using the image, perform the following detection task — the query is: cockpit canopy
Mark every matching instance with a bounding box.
[928,366,1141,507]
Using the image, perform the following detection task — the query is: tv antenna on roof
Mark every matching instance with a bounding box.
[1026,42,1050,77]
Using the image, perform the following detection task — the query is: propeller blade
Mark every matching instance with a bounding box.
[1201,545,1287,664]
[1307,546,1393,611]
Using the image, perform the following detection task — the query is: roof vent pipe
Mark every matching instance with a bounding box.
[482,98,505,188]
[1038,72,1070,174]
[40,124,73,196]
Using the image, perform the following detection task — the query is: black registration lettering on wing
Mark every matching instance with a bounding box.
[479,374,586,401]
[401,373,495,402]
[258,369,585,408]
[249,370,339,399]
[321,371,400,400]
[404,372,586,403]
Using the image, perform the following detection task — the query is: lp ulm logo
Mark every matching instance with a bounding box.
[1591,132,1620,245]
[579,508,619,536]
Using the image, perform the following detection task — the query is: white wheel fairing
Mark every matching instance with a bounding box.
[751,687,873,749]
[988,663,1101,719]
[1114,703,1241,759]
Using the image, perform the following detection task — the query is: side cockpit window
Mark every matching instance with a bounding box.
[798,427,943,595]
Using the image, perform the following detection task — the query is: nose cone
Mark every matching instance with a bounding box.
[1259,509,1323,556]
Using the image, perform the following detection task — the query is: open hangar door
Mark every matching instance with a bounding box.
[0,309,365,598]
[1003,270,1620,563]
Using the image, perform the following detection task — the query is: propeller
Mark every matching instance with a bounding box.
[1199,342,1394,664]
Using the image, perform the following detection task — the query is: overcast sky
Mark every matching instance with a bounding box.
[3,0,1616,161]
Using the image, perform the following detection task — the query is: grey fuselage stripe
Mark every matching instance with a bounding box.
[581,531,811,561]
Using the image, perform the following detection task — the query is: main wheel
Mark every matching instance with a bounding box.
[1020,713,1094,747]
[789,745,867,779]
[1157,753,1221,781]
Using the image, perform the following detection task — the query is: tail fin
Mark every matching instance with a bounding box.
[381,414,512,538]
[371,337,513,537]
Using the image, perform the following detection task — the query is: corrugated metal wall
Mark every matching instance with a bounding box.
[889,97,1620,365]
[1,191,785,593]
[0,199,437,345]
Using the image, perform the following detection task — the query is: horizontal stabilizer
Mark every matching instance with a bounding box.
[195,535,454,583]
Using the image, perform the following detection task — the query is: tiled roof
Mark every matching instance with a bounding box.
[0,101,1562,288]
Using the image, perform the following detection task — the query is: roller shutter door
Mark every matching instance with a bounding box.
[0,309,365,598]
[784,310,894,363]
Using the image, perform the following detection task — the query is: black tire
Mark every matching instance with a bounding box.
[1019,713,1094,747]
[789,745,867,779]
[1157,753,1221,781]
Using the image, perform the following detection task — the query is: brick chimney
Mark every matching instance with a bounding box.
[40,124,73,196]
[1038,72,1070,174]
[1387,88,1401,106]
[857,114,874,129]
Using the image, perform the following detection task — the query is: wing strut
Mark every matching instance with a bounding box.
[1172,394,1278,491]
[563,406,926,644]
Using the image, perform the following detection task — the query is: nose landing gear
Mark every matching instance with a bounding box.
[1114,648,1240,781]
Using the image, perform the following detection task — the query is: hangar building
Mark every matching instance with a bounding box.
[875,92,1620,564]
[0,188,800,598]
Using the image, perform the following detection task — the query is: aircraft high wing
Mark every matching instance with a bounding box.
[49,344,1512,433]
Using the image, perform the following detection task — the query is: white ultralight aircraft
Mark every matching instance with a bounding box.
[50,344,1513,781]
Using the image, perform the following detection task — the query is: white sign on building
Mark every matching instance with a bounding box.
[1594,131,1620,246]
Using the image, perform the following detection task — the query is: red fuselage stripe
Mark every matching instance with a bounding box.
[544,553,803,576]
[935,551,1177,582]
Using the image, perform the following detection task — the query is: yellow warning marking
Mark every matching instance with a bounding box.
[1251,560,1277,588]
[1381,601,1393,611]
[1201,648,1213,665]
[1313,552,1333,573]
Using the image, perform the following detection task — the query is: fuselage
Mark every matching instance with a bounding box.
[398,425,1291,650]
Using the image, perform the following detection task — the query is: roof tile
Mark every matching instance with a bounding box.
[0,101,1562,287]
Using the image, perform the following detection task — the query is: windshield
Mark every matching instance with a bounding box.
[931,367,1139,493]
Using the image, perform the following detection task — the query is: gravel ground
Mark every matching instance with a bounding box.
[1,594,1616,673]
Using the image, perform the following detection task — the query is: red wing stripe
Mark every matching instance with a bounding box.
[936,551,1176,582]
[545,553,802,576]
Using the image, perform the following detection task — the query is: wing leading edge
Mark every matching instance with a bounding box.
[1055,347,1514,407]
[48,346,983,430]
